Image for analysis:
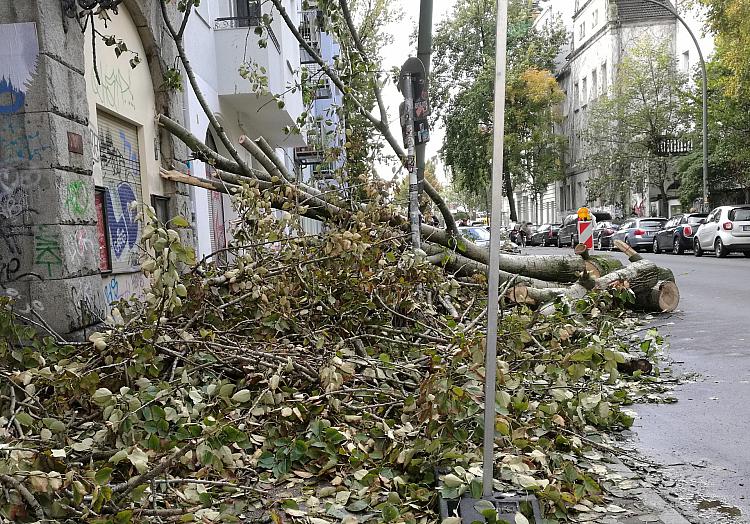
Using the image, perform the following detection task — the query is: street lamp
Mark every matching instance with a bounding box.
[642,0,709,211]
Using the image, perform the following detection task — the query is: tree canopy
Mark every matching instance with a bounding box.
[433,0,568,222]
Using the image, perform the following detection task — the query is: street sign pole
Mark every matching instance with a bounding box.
[483,0,509,499]
[401,72,422,250]
[415,0,433,196]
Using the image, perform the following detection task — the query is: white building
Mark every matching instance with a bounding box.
[182,0,308,260]
[543,0,714,220]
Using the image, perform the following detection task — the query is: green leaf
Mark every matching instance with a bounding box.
[95,467,113,486]
[231,389,253,403]
[43,417,66,433]
[381,503,399,522]
[171,216,190,228]
[15,412,34,426]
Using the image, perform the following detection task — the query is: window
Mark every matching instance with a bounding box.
[579,22,586,40]
[95,188,112,272]
[97,111,143,273]
[151,195,170,226]
[682,51,690,73]
[232,0,261,27]
[574,82,580,110]
[592,9,599,28]
[601,62,608,93]
[591,69,598,99]
[582,77,588,106]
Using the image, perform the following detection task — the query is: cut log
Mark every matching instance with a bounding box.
[614,240,643,262]
[634,280,680,313]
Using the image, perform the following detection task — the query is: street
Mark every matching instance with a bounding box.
[533,246,750,521]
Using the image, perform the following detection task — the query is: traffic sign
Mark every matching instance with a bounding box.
[578,220,594,250]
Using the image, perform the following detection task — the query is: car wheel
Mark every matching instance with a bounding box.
[715,238,729,258]
[652,238,661,254]
[694,238,703,257]
[673,237,684,255]
[744,252,750,258]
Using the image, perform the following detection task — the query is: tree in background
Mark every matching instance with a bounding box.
[432,0,567,222]
[677,0,750,206]
[584,37,689,214]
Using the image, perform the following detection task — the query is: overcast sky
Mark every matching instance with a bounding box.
[375,0,457,184]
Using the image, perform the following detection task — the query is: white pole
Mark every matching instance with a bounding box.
[482,0,508,499]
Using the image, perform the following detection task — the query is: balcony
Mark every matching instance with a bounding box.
[213,3,304,145]
[299,9,323,64]
[294,127,326,165]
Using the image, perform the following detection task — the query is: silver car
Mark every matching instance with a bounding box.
[694,205,750,258]
[612,217,668,251]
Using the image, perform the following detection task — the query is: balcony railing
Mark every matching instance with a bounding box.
[656,136,693,157]
[214,17,280,53]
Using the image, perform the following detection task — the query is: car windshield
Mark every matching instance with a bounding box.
[640,219,666,229]
[687,214,708,225]
[462,227,490,241]
[729,207,750,221]
[537,225,550,232]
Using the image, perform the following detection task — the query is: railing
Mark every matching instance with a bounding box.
[656,136,693,157]
[213,18,281,53]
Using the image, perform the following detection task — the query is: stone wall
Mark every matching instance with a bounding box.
[0,1,193,338]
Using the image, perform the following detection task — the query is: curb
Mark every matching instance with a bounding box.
[607,459,692,524]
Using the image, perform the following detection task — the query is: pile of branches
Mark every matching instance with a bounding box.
[0,182,674,523]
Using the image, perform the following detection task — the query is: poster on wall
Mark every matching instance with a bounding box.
[0,22,39,115]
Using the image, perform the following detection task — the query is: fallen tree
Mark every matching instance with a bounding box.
[0,188,676,523]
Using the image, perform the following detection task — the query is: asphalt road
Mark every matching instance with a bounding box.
[532,245,750,521]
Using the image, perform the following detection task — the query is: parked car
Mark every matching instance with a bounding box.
[612,217,668,251]
[693,205,750,258]
[593,221,621,250]
[459,226,490,247]
[557,211,613,247]
[652,213,708,254]
[529,224,561,246]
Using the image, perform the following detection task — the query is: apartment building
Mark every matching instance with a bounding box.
[553,0,714,219]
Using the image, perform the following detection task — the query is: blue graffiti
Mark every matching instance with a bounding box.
[0,117,48,164]
[104,277,120,304]
[119,130,138,163]
[0,77,25,114]
[104,182,139,259]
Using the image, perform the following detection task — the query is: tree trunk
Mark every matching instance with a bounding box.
[503,159,517,222]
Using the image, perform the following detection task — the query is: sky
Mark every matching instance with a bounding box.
[375,0,457,185]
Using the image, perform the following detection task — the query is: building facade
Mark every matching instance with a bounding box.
[0,1,192,338]
[546,0,714,220]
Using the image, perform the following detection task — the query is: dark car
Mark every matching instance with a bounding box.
[593,221,621,250]
[652,213,708,255]
[612,217,668,251]
[557,211,613,247]
[529,224,561,246]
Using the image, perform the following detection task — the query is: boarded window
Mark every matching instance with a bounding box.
[151,195,170,226]
[97,111,143,273]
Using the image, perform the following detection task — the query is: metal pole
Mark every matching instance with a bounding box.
[643,0,709,211]
[403,73,422,250]
[416,0,433,194]
[483,0,508,499]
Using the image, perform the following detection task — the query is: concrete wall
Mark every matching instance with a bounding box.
[0,0,191,338]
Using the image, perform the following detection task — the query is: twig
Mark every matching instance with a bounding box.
[0,474,45,520]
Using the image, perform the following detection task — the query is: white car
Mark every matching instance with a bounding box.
[694,205,750,258]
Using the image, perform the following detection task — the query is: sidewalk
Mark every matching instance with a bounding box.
[571,457,691,524]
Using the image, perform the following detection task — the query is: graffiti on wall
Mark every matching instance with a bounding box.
[34,226,62,278]
[98,120,142,271]
[92,64,136,112]
[64,180,90,218]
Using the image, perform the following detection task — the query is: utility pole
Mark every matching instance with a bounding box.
[416,0,433,196]
[399,61,423,250]
[483,0,509,499]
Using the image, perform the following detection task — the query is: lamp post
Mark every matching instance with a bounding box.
[642,0,709,211]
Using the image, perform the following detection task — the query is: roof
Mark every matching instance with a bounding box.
[615,0,676,22]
